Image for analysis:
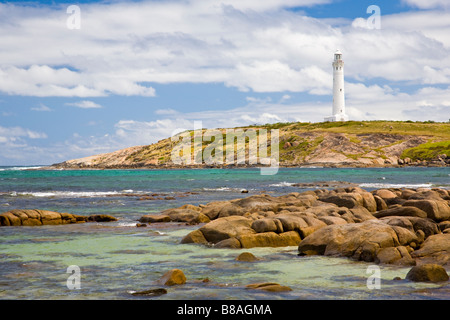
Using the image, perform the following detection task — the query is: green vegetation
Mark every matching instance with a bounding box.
[279,136,324,162]
[92,120,449,167]
[343,153,365,161]
[401,141,450,161]
[280,120,450,139]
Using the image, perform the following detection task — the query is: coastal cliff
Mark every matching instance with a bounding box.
[52,121,450,169]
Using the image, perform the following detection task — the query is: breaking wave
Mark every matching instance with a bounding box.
[8,189,143,198]
[359,183,434,189]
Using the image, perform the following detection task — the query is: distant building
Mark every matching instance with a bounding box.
[324,50,349,122]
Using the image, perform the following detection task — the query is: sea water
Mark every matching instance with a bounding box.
[0,167,449,300]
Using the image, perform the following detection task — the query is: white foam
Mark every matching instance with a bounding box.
[202,187,232,191]
[202,187,252,192]
[0,166,43,171]
[359,183,433,189]
[117,222,138,227]
[269,182,295,187]
[15,191,138,198]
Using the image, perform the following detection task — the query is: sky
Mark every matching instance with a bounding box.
[0,0,449,165]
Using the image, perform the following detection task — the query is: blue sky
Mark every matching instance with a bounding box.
[0,0,449,165]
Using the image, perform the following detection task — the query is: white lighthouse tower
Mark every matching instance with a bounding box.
[325,50,348,122]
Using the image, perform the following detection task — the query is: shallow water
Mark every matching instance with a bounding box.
[0,167,449,300]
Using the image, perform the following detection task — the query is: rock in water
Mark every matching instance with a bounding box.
[0,209,117,226]
[246,282,292,292]
[158,269,187,286]
[86,214,118,222]
[406,264,449,282]
[131,288,167,297]
[139,214,171,223]
[235,252,260,262]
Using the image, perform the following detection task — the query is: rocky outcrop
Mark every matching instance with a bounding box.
[140,206,210,225]
[410,234,450,266]
[402,200,450,222]
[149,186,450,267]
[297,220,418,265]
[0,209,117,226]
[50,121,450,169]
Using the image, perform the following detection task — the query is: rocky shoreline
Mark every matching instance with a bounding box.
[139,186,450,270]
[47,158,449,170]
[2,186,449,284]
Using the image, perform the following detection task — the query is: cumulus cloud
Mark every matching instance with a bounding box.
[1,0,450,97]
[0,65,156,97]
[0,1,350,97]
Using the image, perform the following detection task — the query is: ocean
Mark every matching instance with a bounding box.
[0,166,449,300]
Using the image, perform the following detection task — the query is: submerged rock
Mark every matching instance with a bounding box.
[131,288,167,297]
[245,282,292,292]
[139,214,171,223]
[86,214,118,222]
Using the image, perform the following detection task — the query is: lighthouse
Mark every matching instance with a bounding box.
[325,50,348,122]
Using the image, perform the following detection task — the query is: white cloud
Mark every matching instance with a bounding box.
[154,108,179,115]
[0,125,48,164]
[0,1,350,97]
[65,100,103,109]
[1,1,450,98]
[0,65,156,97]
[402,0,450,9]
[200,0,332,12]
[31,103,52,112]
[241,112,283,124]
[0,126,47,140]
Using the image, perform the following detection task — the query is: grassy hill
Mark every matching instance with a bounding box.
[53,121,450,169]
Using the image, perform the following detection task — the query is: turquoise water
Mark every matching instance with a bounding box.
[0,167,449,300]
